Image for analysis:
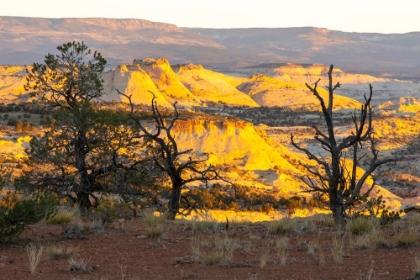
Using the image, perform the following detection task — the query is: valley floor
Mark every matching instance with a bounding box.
[1,211,420,280]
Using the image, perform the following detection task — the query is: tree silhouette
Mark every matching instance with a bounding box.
[291,65,397,227]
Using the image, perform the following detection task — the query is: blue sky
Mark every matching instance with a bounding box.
[1,0,418,34]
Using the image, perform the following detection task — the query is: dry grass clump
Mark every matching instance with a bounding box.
[369,230,390,248]
[394,228,419,247]
[178,216,219,232]
[317,250,326,265]
[214,232,241,261]
[89,218,105,234]
[299,219,316,233]
[48,207,79,225]
[412,255,420,278]
[45,245,78,260]
[330,235,345,264]
[402,212,420,226]
[26,243,43,275]
[351,228,390,249]
[143,210,168,227]
[68,258,93,273]
[346,216,379,235]
[268,218,297,236]
[191,232,241,265]
[201,252,223,265]
[307,234,320,255]
[259,246,271,268]
[146,226,164,238]
[143,210,168,238]
[320,215,335,228]
[47,207,83,234]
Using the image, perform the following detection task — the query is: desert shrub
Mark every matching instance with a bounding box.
[39,115,52,126]
[262,202,274,214]
[0,192,56,241]
[361,195,402,225]
[308,193,328,208]
[279,196,304,214]
[7,118,18,127]
[92,198,118,223]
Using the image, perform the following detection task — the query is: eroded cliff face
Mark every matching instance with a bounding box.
[164,118,403,209]
[398,96,420,113]
[102,64,173,108]
[0,65,28,101]
[170,118,303,192]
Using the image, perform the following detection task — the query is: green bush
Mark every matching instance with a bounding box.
[92,199,118,223]
[0,193,57,241]
[279,196,304,214]
[7,118,18,127]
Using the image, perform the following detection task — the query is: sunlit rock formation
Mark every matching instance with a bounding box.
[133,58,201,108]
[0,66,28,101]
[102,64,173,108]
[174,63,258,107]
[237,73,361,110]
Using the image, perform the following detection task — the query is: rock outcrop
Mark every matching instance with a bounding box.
[0,65,29,101]
[102,64,173,108]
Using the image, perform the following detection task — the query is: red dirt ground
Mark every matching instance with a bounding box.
[1,215,419,280]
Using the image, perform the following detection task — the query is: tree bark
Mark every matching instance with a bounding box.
[76,192,92,208]
[75,132,91,208]
[330,191,346,228]
[168,183,182,220]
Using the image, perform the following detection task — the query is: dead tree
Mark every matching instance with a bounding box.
[117,90,222,220]
[291,65,397,227]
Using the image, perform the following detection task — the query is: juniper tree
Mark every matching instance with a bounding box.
[23,42,133,208]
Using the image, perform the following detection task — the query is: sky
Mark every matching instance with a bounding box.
[1,0,419,34]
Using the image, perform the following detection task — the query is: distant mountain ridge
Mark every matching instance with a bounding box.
[1,16,420,76]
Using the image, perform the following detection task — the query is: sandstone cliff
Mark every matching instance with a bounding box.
[102,64,173,108]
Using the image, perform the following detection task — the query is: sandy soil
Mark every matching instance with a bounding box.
[1,213,420,280]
